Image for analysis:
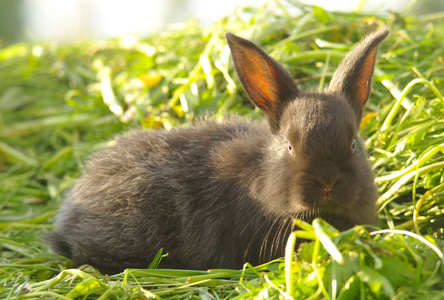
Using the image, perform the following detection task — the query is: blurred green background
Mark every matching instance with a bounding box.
[1,0,444,45]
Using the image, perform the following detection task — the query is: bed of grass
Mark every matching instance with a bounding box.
[1,0,444,298]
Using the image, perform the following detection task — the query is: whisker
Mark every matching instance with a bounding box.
[260,218,277,263]
[281,218,293,255]
[272,218,286,259]
[268,219,280,260]
[243,210,267,263]
[240,206,261,235]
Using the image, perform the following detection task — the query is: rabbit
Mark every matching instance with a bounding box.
[48,28,389,274]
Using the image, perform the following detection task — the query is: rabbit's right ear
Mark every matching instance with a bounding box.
[328,28,389,123]
[226,33,300,133]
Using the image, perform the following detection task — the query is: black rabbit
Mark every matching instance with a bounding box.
[48,28,389,274]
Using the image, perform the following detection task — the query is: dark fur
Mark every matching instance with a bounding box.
[48,29,389,274]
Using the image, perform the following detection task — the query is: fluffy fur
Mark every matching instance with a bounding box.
[48,28,389,274]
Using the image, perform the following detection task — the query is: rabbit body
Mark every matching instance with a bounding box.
[49,29,389,274]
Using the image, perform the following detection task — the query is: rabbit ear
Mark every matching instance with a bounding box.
[329,28,389,119]
[226,32,300,132]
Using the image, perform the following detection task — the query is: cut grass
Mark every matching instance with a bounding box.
[1,0,444,298]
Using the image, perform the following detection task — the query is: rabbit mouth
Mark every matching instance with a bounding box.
[289,204,348,227]
[295,190,349,216]
[303,188,340,206]
[320,190,334,202]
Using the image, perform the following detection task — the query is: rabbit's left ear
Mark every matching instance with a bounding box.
[329,28,389,119]
[226,32,300,133]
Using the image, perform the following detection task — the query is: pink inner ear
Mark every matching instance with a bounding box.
[355,47,378,105]
[238,48,281,111]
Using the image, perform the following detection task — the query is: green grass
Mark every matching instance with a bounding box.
[1,0,444,298]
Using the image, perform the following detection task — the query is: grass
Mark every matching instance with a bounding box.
[1,0,444,298]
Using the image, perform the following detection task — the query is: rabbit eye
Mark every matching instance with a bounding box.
[288,143,295,157]
[351,138,357,152]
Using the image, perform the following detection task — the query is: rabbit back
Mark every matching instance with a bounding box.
[49,119,289,273]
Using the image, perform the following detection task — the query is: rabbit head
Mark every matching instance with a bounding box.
[226,29,389,227]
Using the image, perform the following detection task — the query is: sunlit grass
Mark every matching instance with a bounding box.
[1,0,444,298]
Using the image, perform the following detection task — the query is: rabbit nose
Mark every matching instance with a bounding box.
[316,177,341,192]
[323,183,334,192]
